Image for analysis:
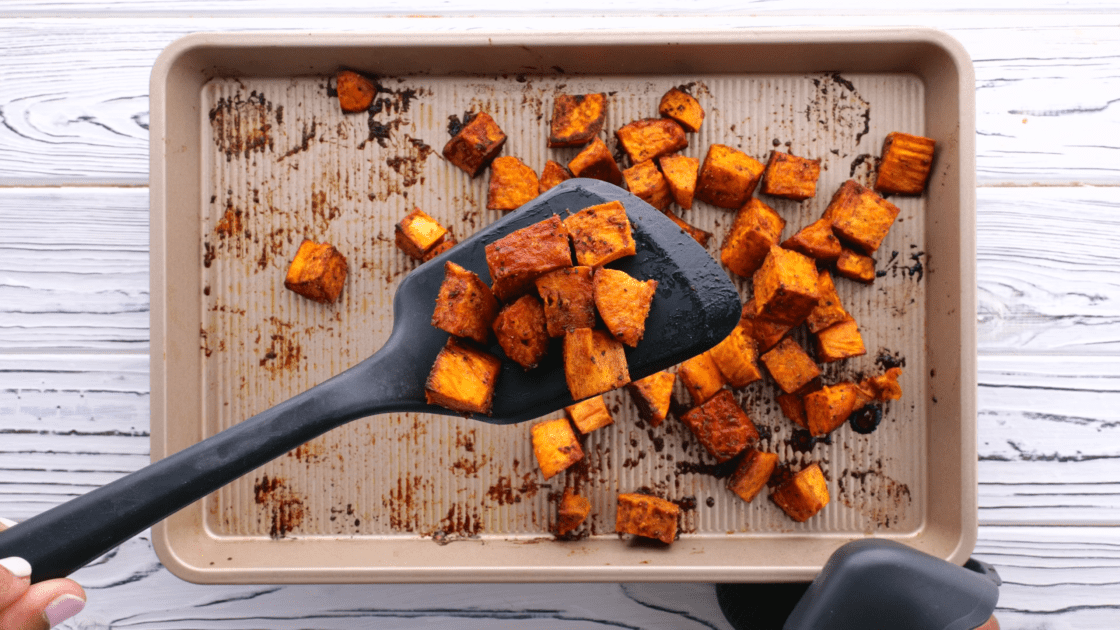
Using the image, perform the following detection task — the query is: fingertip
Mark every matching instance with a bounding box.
[0,557,32,580]
[43,593,86,628]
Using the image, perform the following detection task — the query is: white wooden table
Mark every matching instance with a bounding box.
[2,3,1118,628]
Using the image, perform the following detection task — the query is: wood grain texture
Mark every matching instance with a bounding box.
[0,14,1118,185]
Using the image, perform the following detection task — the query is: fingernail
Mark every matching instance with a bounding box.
[43,594,85,627]
[0,517,18,528]
[0,556,32,579]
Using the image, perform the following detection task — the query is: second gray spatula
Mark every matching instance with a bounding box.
[0,178,742,582]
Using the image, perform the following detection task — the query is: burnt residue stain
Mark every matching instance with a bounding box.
[805,73,871,151]
[387,474,426,532]
[279,120,317,161]
[838,460,912,528]
[356,80,423,150]
[199,327,212,358]
[674,457,739,479]
[878,249,926,282]
[849,152,880,183]
[258,317,301,374]
[849,404,883,435]
[486,473,540,506]
[289,440,328,463]
[446,111,476,138]
[214,203,244,238]
[253,474,305,539]
[876,350,906,371]
[431,503,483,543]
[257,224,293,272]
[384,135,435,187]
[202,241,216,268]
[787,429,831,454]
[209,91,275,161]
[311,189,341,232]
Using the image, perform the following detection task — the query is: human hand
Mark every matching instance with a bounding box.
[0,519,86,630]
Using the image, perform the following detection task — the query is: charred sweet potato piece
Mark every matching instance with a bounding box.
[563,200,636,267]
[728,449,779,503]
[659,154,699,209]
[806,270,850,334]
[422,233,458,262]
[678,352,726,405]
[761,337,822,394]
[336,70,376,113]
[492,294,550,370]
[535,266,596,337]
[752,246,820,326]
[594,268,657,347]
[425,337,502,415]
[707,324,762,388]
[284,239,349,304]
[548,93,607,148]
[875,132,936,195]
[487,156,539,210]
[431,261,499,344]
[539,159,573,193]
[531,417,584,480]
[616,493,679,544]
[395,207,449,261]
[662,209,712,247]
[557,488,591,536]
[761,151,821,201]
[658,87,704,133]
[680,389,759,463]
[622,159,672,211]
[485,214,573,302]
[627,370,676,428]
[782,217,842,263]
[776,392,808,429]
[565,395,614,434]
[835,247,877,283]
[615,118,688,164]
[814,318,866,363]
[563,328,631,401]
[825,180,901,254]
[442,112,507,178]
[804,382,872,436]
[721,198,786,278]
[695,144,765,209]
[771,462,830,522]
[568,137,623,186]
[862,367,903,402]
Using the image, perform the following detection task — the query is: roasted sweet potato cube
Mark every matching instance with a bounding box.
[563,328,631,401]
[557,487,591,536]
[627,370,676,428]
[531,417,584,480]
[678,352,726,405]
[776,392,808,429]
[284,239,349,304]
[658,87,704,133]
[761,338,822,394]
[862,367,903,402]
[825,180,901,254]
[336,70,376,113]
[421,233,458,262]
[721,198,785,278]
[762,151,821,201]
[539,159,573,193]
[485,214,573,302]
[679,389,759,463]
[740,300,795,353]
[707,324,762,388]
[563,200,636,267]
[695,144,765,209]
[493,294,550,370]
[771,462,830,522]
[814,318,866,363]
[431,261,499,344]
[565,395,614,434]
[424,337,502,415]
[782,217,841,263]
[568,137,623,186]
[548,93,607,148]
[623,159,672,211]
[443,112,507,177]
[835,247,876,283]
[806,270,850,334]
[615,118,688,164]
[617,493,678,544]
[805,382,869,436]
[395,207,449,260]
[535,266,596,337]
[875,132,936,195]
[728,449,779,503]
[487,156,539,211]
[752,246,820,325]
[662,209,712,247]
[659,154,699,209]
[594,268,657,348]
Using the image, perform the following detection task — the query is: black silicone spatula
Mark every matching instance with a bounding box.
[0,179,741,583]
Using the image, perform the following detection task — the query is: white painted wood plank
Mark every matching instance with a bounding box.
[0,15,1117,185]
